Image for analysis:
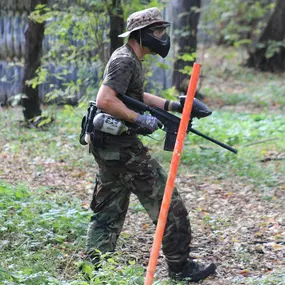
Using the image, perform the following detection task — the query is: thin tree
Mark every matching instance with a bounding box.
[247,0,285,72]
[21,0,47,124]
[172,0,201,94]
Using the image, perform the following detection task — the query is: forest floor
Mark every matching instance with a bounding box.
[1,47,285,284]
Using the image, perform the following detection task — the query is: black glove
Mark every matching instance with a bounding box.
[170,101,183,113]
[136,114,163,134]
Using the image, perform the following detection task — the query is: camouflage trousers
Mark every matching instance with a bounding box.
[86,140,191,271]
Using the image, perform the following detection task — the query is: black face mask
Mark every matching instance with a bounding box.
[136,28,171,58]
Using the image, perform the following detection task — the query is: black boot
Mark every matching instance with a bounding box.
[168,259,216,282]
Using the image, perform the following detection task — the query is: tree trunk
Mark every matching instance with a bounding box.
[107,0,124,56]
[247,0,285,72]
[21,0,47,121]
[172,0,201,94]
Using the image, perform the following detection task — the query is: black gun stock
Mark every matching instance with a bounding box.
[119,94,238,154]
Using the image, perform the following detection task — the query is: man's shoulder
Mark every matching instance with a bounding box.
[111,45,137,63]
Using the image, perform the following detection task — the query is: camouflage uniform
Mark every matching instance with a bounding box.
[86,8,191,272]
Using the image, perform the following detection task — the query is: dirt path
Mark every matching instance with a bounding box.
[1,147,284,284]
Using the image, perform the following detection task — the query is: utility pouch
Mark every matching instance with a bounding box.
[90,130,105,149]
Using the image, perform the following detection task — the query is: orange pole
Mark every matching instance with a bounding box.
[144,63,201,285]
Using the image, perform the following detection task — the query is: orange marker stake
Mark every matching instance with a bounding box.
[144,63,201,285]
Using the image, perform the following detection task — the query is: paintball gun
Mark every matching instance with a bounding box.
[118,94,238,154]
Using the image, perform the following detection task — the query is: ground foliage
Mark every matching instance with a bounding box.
[0,47,285,284]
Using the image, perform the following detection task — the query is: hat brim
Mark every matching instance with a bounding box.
[118,20,171,38]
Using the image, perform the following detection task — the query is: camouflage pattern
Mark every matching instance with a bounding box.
[100,43,144,148]
[103,44,144,102]
[86,139,191,271]
[118,7,171,38]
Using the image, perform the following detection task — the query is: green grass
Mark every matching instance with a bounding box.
[199,46,285,108]
[1,95,284,284]
[1,105,284,284]
[0,46,284,284]
[1,182,180,285]
[0,182,88,284]
[141,110,285,190]
[0,105,94,169]
[202,76,285,107]
[1,94,284,190]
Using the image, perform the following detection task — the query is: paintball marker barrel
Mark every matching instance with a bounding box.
[189,128,238,154]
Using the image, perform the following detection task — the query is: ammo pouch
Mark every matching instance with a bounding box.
[90,130,105,149]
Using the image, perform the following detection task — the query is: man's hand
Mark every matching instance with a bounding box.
[136,114,163,133]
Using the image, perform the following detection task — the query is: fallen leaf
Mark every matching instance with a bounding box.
[239,269,250,276]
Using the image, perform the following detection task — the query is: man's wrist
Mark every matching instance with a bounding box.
[124,109,139,123]
[170,101,181,112]
[164,100,181,112]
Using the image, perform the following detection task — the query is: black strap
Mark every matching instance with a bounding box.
[164,99,170,111]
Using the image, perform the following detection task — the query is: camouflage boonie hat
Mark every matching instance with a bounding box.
[118,7,171,38]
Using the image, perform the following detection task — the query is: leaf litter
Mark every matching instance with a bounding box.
[1,144,284,284]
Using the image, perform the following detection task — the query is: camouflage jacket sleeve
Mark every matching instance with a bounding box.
[102,56,135,96]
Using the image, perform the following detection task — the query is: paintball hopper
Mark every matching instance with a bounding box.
[179,95,212,119]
